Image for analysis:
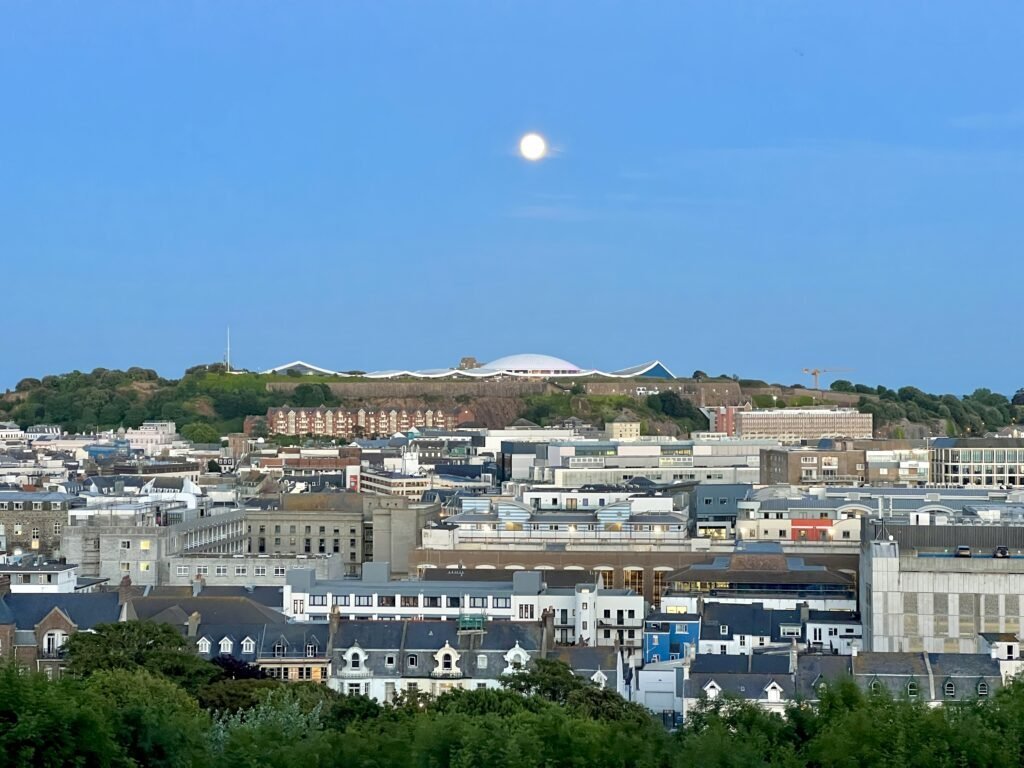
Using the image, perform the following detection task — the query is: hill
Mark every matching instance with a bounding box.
[1,365,1021,438]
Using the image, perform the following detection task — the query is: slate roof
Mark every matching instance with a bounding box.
[126,596,287,626]
[3,593,121,630]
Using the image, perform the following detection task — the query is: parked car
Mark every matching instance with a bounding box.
[994,546,1010,558]
[954,545,972,558]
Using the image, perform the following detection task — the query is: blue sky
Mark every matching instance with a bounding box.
[1,2,1022,395]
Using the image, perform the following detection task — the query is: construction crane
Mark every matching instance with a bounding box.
[802,367,853,390]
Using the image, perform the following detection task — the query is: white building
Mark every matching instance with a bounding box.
[284,562,646,648]
[124,421,179,456]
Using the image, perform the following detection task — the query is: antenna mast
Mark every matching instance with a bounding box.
[226,326,232,372]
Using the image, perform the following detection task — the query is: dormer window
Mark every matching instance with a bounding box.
[197,638,211,655]
[477,654,487,669]
[720,625,729,636]
[870,680,882,694]
[907,681,919,698]
[219,638,233,655]
[273,641,287,658]
[978,681,990,697]
[306,643,318,658]
[944,681,956,698]
[351,655,361,669]
[241,637,256,654]
[442,653,453,671]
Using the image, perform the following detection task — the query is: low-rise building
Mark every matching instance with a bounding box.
[284,563,645,648]
[930,438,1024,487]
[736,408,873,442]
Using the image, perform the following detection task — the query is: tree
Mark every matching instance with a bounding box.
[64,621,220,693]
[830,380,855,393]
[198,678,280,714]
[181,422,221,444]
[207,459,222,473]
[1014,389,1024,407]
[86,669,211,768]
[692,370,707,381]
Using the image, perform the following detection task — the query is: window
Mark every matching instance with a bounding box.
[177,565,189,576]
[378,595,396,607]
[401,595,419,608]
[519,604,535,620]
[441,653,453,671]
[219,638,233,655]
[477,654,487,669]
[273,566,286,577]
[758,636,766,646]
[119,562,131,573]
[907,681,919,698]
[140,562,151,572]
[242,637,256,654]
[493,597,510,609]
[719,645,727,654]
[273,641,287,657]
[255,566,267,576]
[215,566,228,576]
[720,625,729,636]
[53,522,61,536]
[235,566,247,576]
[334,595,350,606]
[292,599,305,614]
[739,635,746,646]
[385,654,396,667]
[355,595,372,607]
[447,597,461,608]
[196,566,209,575]
[978,681,990,697]
[582,621,588,630]
[197,638,212,654]
[944,681,956,697]
[470,597,487,608]
[306,643,318,658]
[119,540,132,550]
[407,654,418,668]
[424,596,441,608]
[140,540,151,551]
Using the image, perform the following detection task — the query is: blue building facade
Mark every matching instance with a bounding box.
[643,612,700,664]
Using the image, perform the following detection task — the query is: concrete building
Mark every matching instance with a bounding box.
[736,408,873,442]
[860,513,1024,653]
[0,557,105,593]
[124,421,178,456]
[930,438,1024,487]
[61,502,247,587]
[166,553,343,587]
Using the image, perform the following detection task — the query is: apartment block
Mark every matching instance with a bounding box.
[735,409,873,442]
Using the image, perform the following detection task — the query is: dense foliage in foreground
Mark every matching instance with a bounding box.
[5,623,1024,767]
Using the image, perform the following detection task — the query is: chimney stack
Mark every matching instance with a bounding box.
[329,605,342,643]
[187,611,201,638]
[117,574,133,606]
[540,606,555,656]
[0,575,10,599]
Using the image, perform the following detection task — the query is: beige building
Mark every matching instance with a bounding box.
[607,413,641,441]
[244,493,441,579]
[736,408,873,442]
[360,468,430,499]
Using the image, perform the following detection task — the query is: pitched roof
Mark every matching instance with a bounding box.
[4,593,121,630]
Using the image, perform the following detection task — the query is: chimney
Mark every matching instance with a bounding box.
[329,605,342,643]
[0,575,10,599]
[540,606,555,656]
[799,602,809,624]
[697,597,705,615]
[789,638,799,674]
[187,611,201,638]
[117,574,133,606]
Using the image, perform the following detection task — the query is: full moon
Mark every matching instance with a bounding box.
[519,132,548,161]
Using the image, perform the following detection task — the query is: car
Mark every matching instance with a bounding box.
[954,545,972,558]
[994,546,1010,558]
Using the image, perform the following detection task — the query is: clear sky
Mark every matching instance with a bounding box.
[2,2,1021,395]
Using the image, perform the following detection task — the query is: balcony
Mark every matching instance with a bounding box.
[430,668,464,679]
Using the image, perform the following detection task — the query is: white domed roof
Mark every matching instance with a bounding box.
[484,353,580,373]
